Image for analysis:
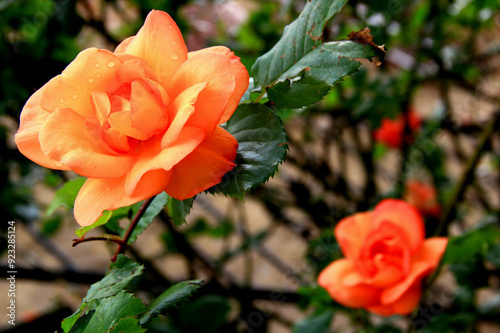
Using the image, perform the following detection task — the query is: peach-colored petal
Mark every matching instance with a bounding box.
[412,237,448,266]
[372,199,424,254]
[41,48,124,117]
[107,110,147,140]
[162,82,208,148]
[124,127,205,196]
[188,46,249,124]
[369,286,421,316]
[129,80,167,137]
[39,108,134,178]
[167,52,235,135]
[115,36,134,53]
[121,10,188,88]
[165,127,237,200]
[15,87,70,170]
[74,170,171,226]
[335,211,373,262]
[318,259,380,308]
[115,58,158,84]
[380,261,431,305]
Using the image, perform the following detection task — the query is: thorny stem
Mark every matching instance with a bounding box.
[72,195,157,262]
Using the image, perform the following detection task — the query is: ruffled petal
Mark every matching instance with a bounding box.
[188,46,249,124]
[120,10,188,88]
[39,108,134,178]
[335,211,373,262]
[167,52,235,135]
[162,82,208,148]
[165,127,237,200]
[372,199,425,254]
[74,170,171,226]
[369,287,421,316]
[15,87,70,170]
[41,48,124,117]
[124,127,205,196]
[318,259,380,308]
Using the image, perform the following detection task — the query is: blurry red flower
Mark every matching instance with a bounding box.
[374,109,421,148]
[404,180,441,218]
[318,199,447,316]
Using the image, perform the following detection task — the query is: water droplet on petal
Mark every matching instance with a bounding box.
[88,78,95,84]
[106,60,116,68]
[59,99,65,103]
[95,63,100,68]
[54,107,60,111]
[72,94,79,100]
[172,41,176,46]
[169,52,179,61]
[96,73,101,77]
[168,25,173,29]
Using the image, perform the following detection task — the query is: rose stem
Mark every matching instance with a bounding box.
[111,195,157,262]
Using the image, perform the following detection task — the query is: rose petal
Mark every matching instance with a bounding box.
[318,259,380,308]
[335,211,373,262]
[124,127,205,196]
[372,199,425,254]
[165,127,237,200]
[167,52,235,135]
[121,10,188,88]
[41,48,124,117]
[188,46,249,124]
[129,80,167,137]
[369,287,421,316]
[74,169,171,226]
[15,87,71,170]
[39,108,134,178]
[162,82,208,148]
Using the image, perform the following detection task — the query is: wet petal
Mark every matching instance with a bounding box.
[188,46,249,123]
[74,170,171,226]
[15,87,70,170]
[121,10,188,88]
[165,127,237,200]
[124,127,205,196]
[167,53,235,135]
[39,108,134,178]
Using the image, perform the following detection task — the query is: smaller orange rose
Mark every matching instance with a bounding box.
[374,109,421,148]
[404,180,441,218]
[318,199,447,316]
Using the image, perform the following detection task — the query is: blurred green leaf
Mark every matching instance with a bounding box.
[292,309,333,333]
[127,192,169,243]
[45,177,85,216]
[40,214,63,236]
[486,243,500,267]
[177,295,231,333]
[140,280,204,325]
[208,104,288,198]
[110,317,146,333]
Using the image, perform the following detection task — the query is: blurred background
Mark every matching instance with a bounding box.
[1,0,500,332]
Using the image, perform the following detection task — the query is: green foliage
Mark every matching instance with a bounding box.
[139,280,203,325]
[45,177,85,216]
[208,104,288,197]
[292,309,333,333]
[175,295,231,333]
[167,196,194,227]
[127,193,169,243]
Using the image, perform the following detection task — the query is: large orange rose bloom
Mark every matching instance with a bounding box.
[318,199,447,316]
[15,10,249,227]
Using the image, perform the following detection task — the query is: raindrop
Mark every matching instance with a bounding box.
[172,41,176,46]
[59,99,65,103]
[72,94,79,100]
[168,25,173,29]
[106,60,116,68]
[95,63,100,68]
[169,52,179,61]
[88,78,95,84]
[96,73,101,77]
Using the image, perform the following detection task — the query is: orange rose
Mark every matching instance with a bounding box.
[318,199,447,316]
[404,180,441,218]
[15,10,249,227]
[374,109,421,148]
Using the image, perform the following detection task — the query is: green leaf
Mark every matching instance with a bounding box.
[177,295,231,333]
[110,317,146,333]
[75,210,113,238]
[85,255,144,302]
[208,104,288,198]
[45,177,85,216]
[292,309,333,333]
[267,41,383,108]
[167,197,194,227]
[486,243,500,267]
[40,215,63,236]
[252,0,349,88]
[85,291,146,333]
[127,192,169,243]
[139,279,203,325]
